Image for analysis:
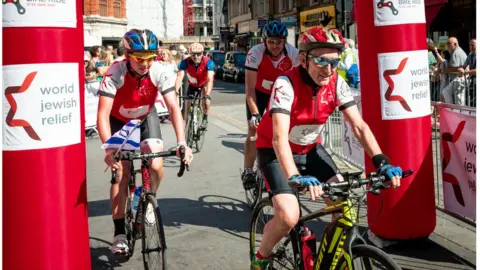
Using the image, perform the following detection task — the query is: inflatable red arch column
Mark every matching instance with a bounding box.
[355,2,436,239]
[3,0,90,269]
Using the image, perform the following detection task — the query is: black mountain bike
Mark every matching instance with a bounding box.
[250,167,413,270]
[180,88,207,153]
[112,146,188,270]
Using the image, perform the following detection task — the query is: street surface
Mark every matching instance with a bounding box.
[88,79,475,269]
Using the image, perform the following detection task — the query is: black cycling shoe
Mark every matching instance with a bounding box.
[242,169,257,190]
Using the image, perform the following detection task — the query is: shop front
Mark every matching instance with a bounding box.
[234,20,251,51]
[280,15,297,47]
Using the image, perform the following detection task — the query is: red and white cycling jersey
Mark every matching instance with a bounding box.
[245,43,300,94]
[98,60,175,122]
[256,66,356,154]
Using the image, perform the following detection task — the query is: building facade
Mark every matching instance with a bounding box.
[83,0,128,48]
[228,0,251,51]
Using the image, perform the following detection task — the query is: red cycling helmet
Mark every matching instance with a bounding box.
[298,27,346,53]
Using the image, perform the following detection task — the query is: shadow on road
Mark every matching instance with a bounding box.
[221,140,244,154]
[90,237,130,270]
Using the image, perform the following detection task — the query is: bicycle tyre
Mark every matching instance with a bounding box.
[249,197,298,269]
[245,170,263,209]
[193,104,206,153]
[142,194,167,270]
[337,244,401,270]
[185,108,195,149]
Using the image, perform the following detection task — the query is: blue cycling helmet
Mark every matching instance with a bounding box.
[262,20,288,39]
[123,29,158,53]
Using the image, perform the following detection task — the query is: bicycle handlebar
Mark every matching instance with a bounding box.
[111,146,188,182]
[289,170,414,198]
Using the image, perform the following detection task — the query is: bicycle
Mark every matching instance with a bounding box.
[249,166,414,270]
[112,146,188,270]
[243,136,265,209]
[180,88,208,153]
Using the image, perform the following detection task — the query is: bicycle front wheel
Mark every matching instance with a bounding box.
[141,194,167,270]
[249,197,298,269]
[193,104,206,152]
[338,244,401,270]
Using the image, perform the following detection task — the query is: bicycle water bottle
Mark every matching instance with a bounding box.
[131,186,142,217]
[301,227,316,270]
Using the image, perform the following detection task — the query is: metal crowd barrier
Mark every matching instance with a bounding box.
[430,71,476,107]
[324,88,476,225]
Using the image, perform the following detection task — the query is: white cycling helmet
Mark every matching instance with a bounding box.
[189,42,204,53]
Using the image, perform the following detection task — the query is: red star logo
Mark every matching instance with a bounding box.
[5,71,41,141]
[383,57,412,112]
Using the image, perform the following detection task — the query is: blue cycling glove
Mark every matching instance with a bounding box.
[378,164,403,180]
[372,154,402,180]
[288,175,321,187]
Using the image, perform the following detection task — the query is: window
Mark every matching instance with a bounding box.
[280,0,291,11]
[99,0,108,16]
[113,0,121,18]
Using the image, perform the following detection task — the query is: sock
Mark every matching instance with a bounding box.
[114,218,126,236]
[256,250,271,260]
[203,114,208,121]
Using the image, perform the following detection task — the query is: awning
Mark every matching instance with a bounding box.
[425,3,444,29]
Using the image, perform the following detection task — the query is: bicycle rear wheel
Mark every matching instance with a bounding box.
[249,197,299,269]
[338,244,401,270]
[141,194,167,270]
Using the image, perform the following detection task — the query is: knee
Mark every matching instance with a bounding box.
[275,203,300,230]
[150,158,164,176]
[113,162,131,185]
[247,126,256,136]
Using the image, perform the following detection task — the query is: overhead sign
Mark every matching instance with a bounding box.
[3,0,77,28]
[299,5,336,32]
[374,0,426,26]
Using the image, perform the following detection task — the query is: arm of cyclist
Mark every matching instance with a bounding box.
[97,70,120,169]
[270,77,323,200]
[205,60,215,99]
[245,47,261,128]
[341,102,402,187]
[174,60,187,95]
[158,69,193,165]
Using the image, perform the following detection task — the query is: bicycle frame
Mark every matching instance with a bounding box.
[288,194,365,270]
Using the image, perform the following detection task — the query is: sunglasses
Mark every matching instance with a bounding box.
[307,55,341,68]
[191,52,202,57]
[266,39,285,45]
[129,53,156,63]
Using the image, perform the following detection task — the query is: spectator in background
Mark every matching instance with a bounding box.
[94,50,112,81]
[106,45,114,54]
[337,39,357,82]
[437,37,468,104]
[84,52,96,81]
[114,45,125,62]
[86,45,101,74]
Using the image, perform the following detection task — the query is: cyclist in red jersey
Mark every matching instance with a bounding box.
[251,27,404,269]
[174,42,215,129]
[97,29,193,254]
[241,20,299,189]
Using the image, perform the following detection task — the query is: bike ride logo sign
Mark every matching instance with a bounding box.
[3,0,76,28]
[3,63,81,151]
[374,0,426,26]
[378,50,430,120]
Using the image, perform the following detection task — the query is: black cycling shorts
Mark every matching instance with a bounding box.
[187,84,205,97]
[110,107,163,142]
[257,145,341,196]
[246,89,270,120]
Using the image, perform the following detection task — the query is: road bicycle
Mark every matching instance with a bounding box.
[250,167,413,270]
[180,88,208,153]
[112,146,188,270]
